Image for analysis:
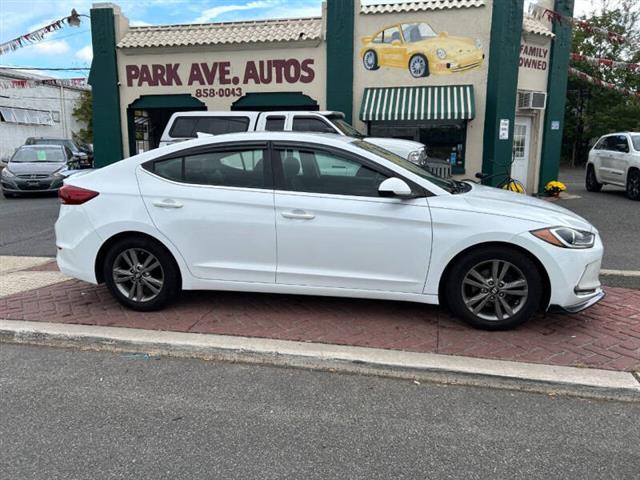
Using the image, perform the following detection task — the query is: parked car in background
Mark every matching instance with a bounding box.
[159,110,428,165]
[56,132,604,330]
[586,132,640,200]
[1,145,73,197]
[25,137,93,168]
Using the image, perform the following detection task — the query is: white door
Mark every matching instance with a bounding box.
[272,144,432,293]
[511,117,532,187]
[136,144,277,283]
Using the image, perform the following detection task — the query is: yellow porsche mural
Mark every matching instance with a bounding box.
[359,22,485,78]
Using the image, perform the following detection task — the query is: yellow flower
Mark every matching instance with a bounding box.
[545,180,566,192]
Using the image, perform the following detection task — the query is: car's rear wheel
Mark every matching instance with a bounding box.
[363,50,379,71]
[626,169,640,201]
[103,237,180,311]
[585,165,603,192]
[444,247,543,330]
[409,54,429,78]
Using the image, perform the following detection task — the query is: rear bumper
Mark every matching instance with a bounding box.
[548,290,605,314]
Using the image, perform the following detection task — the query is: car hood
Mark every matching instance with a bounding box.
[457,184,594,232]
[365,137,424,157]
[7,162,66,175]
[416,36,477,51]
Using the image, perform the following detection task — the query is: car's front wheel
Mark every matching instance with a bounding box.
[409,54,429,78]
[363,50,379,71]
[585,164,603,192]
[103,237,180,311]
[444,247,543,330]
[626,169,640,201]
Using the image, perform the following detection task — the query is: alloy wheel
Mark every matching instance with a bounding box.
[364,51,376,70]
[112,248,164,302]
[409,56,426,77]
[461,260,529,322]
[628,171,640,200]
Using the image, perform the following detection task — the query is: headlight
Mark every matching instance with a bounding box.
[436,48,447,60]
[531,227,595,249]
[1,167,15,178]
[475,38,482,49]
[408,150,422,165]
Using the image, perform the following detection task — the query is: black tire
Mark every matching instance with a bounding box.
[444,247,543,330]
[103,236,180,311]
[363,50,379,71]
[408,54,429,78]
[585,164,602,192]
[626,169,640,201]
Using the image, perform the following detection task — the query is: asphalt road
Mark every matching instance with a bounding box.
[0,191,59,257]
[558,167,640,272]
[1,344,639,480]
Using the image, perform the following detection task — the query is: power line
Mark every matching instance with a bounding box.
[0,67,89,71]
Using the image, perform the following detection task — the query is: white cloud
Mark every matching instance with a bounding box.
[76,44,93,62]
[31,40,71,55]
[130,19,153,27]
[194,1,275,23]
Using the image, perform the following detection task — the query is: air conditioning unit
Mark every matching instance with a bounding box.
[517,91,547,110]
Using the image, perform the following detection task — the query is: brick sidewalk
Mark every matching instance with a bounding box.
[1,260,639,372]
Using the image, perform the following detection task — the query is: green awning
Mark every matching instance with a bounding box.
[360,85,476,122]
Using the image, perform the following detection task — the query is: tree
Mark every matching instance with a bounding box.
[72,90,93,145]
[563,0,640,166]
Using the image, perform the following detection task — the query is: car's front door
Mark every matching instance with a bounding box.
[379,26,406,67]
[610,134,630,186]
[137,143,276,283]
[272,143,432,293]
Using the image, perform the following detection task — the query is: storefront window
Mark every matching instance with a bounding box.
[369,121,467,174]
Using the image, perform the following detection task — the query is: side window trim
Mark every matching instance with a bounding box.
[270,141,429,197]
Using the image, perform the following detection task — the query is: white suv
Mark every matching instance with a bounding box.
[159,111,427,165]
[586,132,640,200]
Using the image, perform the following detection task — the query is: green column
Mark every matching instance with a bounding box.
[326,0,354,123]
[538,0,575,193]
[88,6,123,167]
[481,0,525,186]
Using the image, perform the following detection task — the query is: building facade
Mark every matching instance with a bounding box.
[0,69,89,162]
[90,0,574,194]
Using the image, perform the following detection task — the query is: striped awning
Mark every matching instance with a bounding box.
[360,85,476,122]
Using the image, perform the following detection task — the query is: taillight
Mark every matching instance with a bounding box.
[58,185,99,205]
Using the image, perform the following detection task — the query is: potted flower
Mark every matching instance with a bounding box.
[544,180,566,197]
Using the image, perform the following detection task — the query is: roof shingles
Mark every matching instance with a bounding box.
[117,17,323,49]
[360,0,486,15]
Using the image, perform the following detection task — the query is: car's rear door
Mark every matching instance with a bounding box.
[271,142,432,293]
[610,134,630,185]
[137,142,277,283]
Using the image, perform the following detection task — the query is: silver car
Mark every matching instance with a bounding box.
[1,145,73,197]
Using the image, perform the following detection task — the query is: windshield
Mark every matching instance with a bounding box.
[354,140,457,193]
[631,135,640,151]
[401,23,437,43]
[32,139,77,152]
[11,147,66,163]
[328,117,365,138]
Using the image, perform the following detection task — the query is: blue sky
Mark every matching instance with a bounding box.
[0,0,596,79]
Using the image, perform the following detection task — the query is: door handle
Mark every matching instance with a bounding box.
[152,199,183,209]
[281,209,315,220]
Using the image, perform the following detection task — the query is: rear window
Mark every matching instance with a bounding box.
[168,116,250,138]
[264,116,286,131]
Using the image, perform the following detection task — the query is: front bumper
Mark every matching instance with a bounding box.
[1,175,63,192]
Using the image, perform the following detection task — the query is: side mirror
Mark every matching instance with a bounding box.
[378,177,413,197]
[391,39,402,46]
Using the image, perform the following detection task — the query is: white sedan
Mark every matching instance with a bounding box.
[55,132,604,330]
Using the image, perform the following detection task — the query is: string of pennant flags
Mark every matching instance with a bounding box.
[529,3,636,47]
[569,67,640,98]
[570,53,639,72]
[0,10,82,55]
[0,78,88,89]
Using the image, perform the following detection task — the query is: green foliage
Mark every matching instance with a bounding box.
[563,0,640,165]
[72,90,93,145]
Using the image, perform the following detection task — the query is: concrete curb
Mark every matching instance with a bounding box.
[1,319,639,402]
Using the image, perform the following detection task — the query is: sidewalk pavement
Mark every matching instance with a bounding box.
[1,256,639,376]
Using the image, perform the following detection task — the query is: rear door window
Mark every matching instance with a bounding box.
[264,116,286,131]
[169,116,250,138]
